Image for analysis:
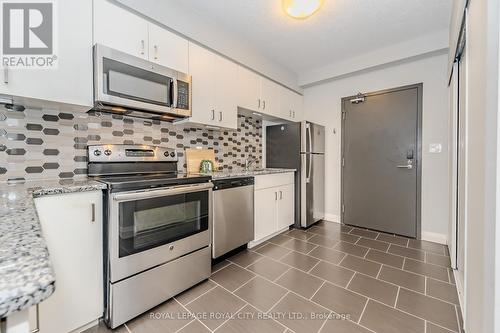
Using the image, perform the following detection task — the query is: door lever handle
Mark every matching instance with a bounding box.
[397,164,413,169]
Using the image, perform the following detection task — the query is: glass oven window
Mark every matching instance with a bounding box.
[118,190,209,257]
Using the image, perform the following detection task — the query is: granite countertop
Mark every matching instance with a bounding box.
[0,178,107,318]
[204,168,296,180]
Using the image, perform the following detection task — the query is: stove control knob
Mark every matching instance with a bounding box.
[170,152,176,158]
[93,150,102,156]
[104,149,112,156]
[163,151,170,157]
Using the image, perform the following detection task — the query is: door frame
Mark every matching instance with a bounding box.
[340,83,423,239]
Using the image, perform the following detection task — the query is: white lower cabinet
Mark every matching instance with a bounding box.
[252,173,295,246]
[33,191,103,333]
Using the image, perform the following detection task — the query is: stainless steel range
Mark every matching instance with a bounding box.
[88,144,212,329]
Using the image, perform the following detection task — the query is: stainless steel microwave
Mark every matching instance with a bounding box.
[93,44,191,121]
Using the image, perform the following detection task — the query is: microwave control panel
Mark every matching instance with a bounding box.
[176,80,190,110]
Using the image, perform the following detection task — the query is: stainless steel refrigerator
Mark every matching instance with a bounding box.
[266,121,325,228]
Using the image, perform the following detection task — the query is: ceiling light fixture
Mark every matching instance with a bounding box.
[283,0,323,19]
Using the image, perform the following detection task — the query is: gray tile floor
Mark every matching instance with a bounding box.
[85,221,463,333]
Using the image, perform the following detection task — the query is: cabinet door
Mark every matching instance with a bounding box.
[0,0,93,109]
[188,43,215,126]
[214,55,238,129]
[237,66,262,112]
[261,78,281,117]
[291,92,304,120]
[34,191,103,333]
[149,23,188,72]
[254,187,278,241]
[277,184,295,230]
[94,0,149,59]
[279,87,294,120]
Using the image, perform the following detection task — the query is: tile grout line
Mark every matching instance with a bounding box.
[172,319,195,333]
[273,267,293,282]
[178,283,218,307]
[266,291,290,314]
[309,280,326,301]
[307,260,322,273]
[375,264,383,279]
[204,279,251,332]
[175,300,215,333]
[123,323,133,333]
[232,275,258,294]
[357,298,369,325]
[315,311,331,333]
[394,287,401,308]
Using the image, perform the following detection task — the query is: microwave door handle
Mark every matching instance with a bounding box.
[172,78,178,108]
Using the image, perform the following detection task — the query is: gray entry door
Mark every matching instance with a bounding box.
[341,85,421,238]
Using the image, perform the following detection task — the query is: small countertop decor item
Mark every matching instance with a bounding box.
[199,159,214,173]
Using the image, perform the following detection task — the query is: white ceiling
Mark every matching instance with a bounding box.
[175,0,452,76]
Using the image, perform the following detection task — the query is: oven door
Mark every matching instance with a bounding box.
[108,182,212,282]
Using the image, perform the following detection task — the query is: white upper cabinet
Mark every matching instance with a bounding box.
[189,43,215,126]
[260,78,281,117]
[214,55,238,129]
[149,23,189,73]
[236,67,283,118]
[0,0,93,111]
[94,0,149,59]
[94,1,189,73]
[188,43,237,129]
[279,87,304,121]
[237,66,262,112]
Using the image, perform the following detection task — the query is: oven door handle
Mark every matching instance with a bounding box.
[112,182,213,202]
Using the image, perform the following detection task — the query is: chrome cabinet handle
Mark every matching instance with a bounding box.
[219,111,223,122]
[263,100,266,110]
[153,45,158,60]
[258,99,261,109]
[140,40,145,55]
[211,109,215,120]
[275,192,278,200]
[293,111,296,118]
[279,191,283,200]
[91,203,95,222]
[3,65,8,84]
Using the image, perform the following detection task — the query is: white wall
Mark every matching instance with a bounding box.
[114,0,300,92]
[460,0,500,331]
[303,51,450,243]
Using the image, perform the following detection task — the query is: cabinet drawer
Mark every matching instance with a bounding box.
[254,172,294,190]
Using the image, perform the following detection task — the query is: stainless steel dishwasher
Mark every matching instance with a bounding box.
[212,177,254,259]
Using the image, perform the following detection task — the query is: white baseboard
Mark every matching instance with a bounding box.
[421,231,448,245]
[248,226,290,248]
[324,214,341,223]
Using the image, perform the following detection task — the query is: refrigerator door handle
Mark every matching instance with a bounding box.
[307,123,313,154]
[307,153,312,183]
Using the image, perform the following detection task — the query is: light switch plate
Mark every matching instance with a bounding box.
[429,143,442,153]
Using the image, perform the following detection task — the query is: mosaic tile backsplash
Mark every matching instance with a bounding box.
[0,106,262,182]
